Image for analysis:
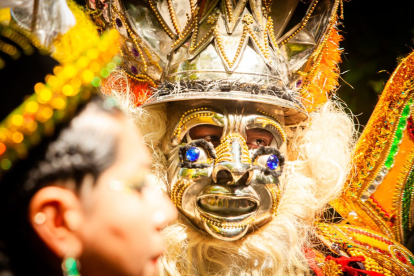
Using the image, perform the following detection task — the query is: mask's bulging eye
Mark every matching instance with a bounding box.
[251,146,284,180]
[266,155,279,170]
[178,140,216,169]
[186,147,200,162]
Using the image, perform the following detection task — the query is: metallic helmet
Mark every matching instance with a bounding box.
[87,0,342,124]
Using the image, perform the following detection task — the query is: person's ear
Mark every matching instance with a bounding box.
[29,186,84,258]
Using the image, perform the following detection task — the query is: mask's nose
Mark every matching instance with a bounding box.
[213,134,253,185]
[212,165,253,185]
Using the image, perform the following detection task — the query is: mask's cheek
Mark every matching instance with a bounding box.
[254,171,279,185]
[171,167,213,226]
[249,172,279,227]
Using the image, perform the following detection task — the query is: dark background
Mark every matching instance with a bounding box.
[2,0,414,125]
[338,1,414,125]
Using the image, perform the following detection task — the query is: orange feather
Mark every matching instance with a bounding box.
[301,23,343,112]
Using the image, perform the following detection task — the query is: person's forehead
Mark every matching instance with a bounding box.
[115,118,150,170]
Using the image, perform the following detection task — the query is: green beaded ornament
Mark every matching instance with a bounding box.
[384,99,413,169]
[62,257,81,276]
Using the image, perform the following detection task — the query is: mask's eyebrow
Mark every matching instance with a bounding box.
[250,117,287,144]
[252,109,287,143]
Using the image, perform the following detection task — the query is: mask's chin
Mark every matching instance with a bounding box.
[202,219,250,241]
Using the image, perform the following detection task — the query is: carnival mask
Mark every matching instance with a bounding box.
[165,102,286,241]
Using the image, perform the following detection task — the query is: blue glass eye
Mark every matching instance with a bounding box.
[186,147,200,162]
[266,155,279,170]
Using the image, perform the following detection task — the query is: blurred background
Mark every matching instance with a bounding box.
[2,0,414,127]
[339,1,414,126]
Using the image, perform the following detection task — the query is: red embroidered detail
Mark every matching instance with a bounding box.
[390,215,396,226]
[304,248,324,276]
[408,116,414,141]
[395,251,408,264]
[369,197,391,218]
[326,256,385,276]
[346,228,394,245]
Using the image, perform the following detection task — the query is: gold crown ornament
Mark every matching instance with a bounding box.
[87,0,345,122]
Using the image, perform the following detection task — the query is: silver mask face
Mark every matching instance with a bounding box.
[164,102,286,241]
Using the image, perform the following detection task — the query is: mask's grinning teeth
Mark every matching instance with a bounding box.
[201,213,255,229]
[200,196,256,208]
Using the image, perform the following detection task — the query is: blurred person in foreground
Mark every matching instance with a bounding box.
[0,97,177,276]
[0,13,177,276]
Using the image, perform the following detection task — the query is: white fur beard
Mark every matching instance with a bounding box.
[158,171,318,276]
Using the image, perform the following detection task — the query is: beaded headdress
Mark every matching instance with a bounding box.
[87,0,344,123]
[0,2,120,178]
